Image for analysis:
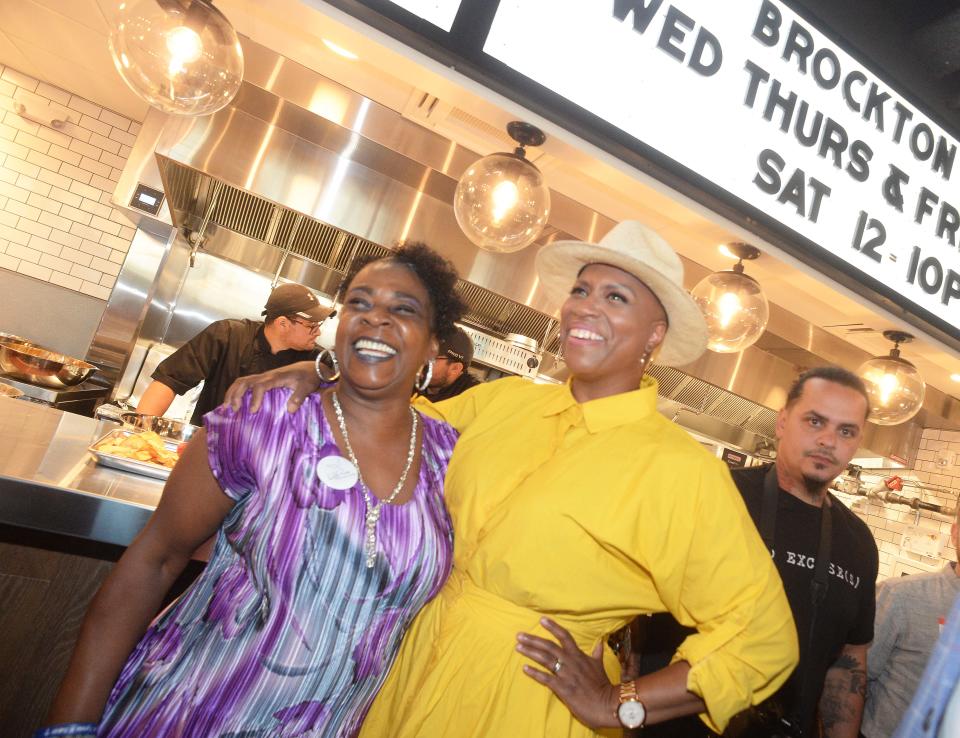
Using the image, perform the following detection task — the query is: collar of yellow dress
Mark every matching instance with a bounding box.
[541,375,659,433]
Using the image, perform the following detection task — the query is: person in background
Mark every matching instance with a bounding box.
[37,243,465,738]
[641,366,879,738]
[225,220,799,737]
[416,326,479,401]
[137,282,333,425]
[889,592,960,738]
[862,505,960,738]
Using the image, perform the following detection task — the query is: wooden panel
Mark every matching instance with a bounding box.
[0,535,115,738]
[0,526,205,737]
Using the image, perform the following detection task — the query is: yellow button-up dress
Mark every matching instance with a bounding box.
[360,376,797,737]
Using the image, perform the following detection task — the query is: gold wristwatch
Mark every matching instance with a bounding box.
[617,680,647,729]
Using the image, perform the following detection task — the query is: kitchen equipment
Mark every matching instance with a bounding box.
[0,376,110,414]
[0,341,97,388]
[0,381,24,399]
[88,428,178,480]
[118,411,199,442]
[461,326,541,378]
[0,333,58,353]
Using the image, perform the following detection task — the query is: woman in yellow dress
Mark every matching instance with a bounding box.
[228,221,798,736]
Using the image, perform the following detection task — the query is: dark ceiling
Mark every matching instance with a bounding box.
[793,0,960,131]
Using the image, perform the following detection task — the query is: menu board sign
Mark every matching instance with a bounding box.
[485,0,960,336]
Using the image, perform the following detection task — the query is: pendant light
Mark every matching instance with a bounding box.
[691,243,770,353]
[108,0,244,116]
[857,331,926,425]
[453,121,551,253]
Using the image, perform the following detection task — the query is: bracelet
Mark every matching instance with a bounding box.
[34,724,98,738]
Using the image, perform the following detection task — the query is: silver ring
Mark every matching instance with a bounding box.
[552,658,562,674]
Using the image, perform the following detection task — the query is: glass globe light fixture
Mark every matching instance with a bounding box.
[857,331,926,425]
[691,243,770,353]
[108,0,244,116]
[454,121,551,253]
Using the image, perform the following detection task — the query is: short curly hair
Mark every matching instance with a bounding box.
[338,242,467,342]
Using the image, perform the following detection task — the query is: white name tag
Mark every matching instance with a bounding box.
[316,455,358,490]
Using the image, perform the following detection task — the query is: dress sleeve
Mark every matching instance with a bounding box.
[867,580,902,681]
[152,321,229,395]
[203,388,274,502]
[413,376,520,432]
[661,456,799,733]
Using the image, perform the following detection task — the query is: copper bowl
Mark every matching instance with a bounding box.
[0,341,97,388]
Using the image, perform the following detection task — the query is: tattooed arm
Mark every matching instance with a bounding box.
[819,643,868,738]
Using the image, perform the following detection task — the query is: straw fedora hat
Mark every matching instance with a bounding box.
[535,220,708,366]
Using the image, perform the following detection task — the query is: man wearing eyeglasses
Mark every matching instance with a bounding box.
[416,326,480,402]
[137,283,334,425]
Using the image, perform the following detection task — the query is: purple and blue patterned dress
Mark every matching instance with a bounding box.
[97,388,457,738]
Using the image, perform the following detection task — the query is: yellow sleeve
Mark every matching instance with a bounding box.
[412,376,526,433]
[657,456,798,733]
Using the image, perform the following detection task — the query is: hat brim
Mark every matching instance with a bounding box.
[295,304,336,322]
[535,241,708,366]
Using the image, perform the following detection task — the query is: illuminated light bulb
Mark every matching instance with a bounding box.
[716,291,742,329]
[691,243,768,353]
[490,179,519,224]
[108,0,243,116]
[454,121,550,253]
[877,372,900,405]
[166,26,203,65]
[856,331,925,425]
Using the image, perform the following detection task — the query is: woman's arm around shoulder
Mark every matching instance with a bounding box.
[416,375,533,431]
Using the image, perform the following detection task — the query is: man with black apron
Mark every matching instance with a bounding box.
[634,366,878,738]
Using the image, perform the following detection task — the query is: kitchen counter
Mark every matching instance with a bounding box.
[0,396,166,547]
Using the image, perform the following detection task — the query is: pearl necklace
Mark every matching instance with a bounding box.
[331,392,419,568]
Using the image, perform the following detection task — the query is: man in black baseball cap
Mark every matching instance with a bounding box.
[261,283,335,325]
[138,283,334,424]
[418,326,480,402]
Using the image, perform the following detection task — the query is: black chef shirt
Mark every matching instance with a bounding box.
[732,465,877,736]
[151,318,318,426]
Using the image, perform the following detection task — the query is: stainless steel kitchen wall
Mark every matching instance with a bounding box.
[93,36,957,462]
[143,39,608,315]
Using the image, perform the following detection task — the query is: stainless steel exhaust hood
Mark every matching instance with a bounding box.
[108,36,958,464]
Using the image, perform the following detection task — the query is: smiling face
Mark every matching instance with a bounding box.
[776,377,868,492]
[559,263,668,401]
[335,259,437,396]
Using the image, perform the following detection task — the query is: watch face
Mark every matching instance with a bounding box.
[618,700,646,729]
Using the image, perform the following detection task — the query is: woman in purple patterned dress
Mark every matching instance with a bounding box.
[40,244,466,738]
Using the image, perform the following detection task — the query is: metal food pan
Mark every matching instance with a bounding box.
[88,429,178,481]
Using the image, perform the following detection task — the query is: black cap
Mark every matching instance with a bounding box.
[438,327,474,365]
[262,283,334,321]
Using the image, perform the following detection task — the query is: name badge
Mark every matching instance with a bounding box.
[316,455,358,490]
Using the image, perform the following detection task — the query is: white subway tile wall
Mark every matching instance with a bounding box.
[0,65,140,301]
[852,426,960,580]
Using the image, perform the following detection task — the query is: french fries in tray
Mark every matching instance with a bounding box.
[89,429,180,480]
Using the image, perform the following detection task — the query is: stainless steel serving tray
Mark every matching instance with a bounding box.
[88,429,177,481]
